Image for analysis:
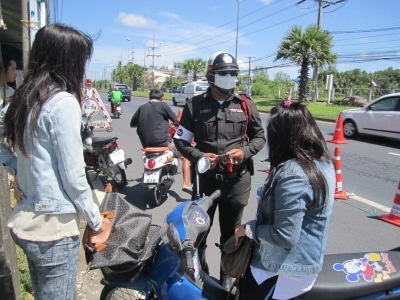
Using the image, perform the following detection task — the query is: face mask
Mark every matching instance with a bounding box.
[214,74,237,90]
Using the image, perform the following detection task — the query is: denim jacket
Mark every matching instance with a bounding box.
[16,92,102,231]
[248,159,335,276]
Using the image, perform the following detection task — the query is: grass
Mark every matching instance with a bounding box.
[130,91,353,122]
[9,187,34,300]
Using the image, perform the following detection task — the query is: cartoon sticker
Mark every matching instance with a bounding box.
[333,252,397,283]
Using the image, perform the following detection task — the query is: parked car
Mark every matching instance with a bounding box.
[335,95,368,107]
[341,93,400,140]
[171,81,209,106]
[108,83,131,102]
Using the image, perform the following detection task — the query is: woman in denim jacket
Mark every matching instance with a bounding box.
[235,100,335,300]
[4,24,105,300]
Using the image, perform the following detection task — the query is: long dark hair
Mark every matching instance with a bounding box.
[5,23,93,156]
[267,100,332,206]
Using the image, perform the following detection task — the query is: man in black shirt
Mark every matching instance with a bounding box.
[130,89,192,191]
[173,52,266,289]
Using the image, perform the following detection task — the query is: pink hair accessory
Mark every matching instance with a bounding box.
[283,100,293,108]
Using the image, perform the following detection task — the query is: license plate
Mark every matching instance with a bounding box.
[143,169,161,183]
[109,149,125,164]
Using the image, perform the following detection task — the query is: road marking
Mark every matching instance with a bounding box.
[349,194,391,213]
[388,152,400,157]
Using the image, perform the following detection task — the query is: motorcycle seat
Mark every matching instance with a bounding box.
[299,250,400,300]
[92,136,117,146]
[141,147,170,153]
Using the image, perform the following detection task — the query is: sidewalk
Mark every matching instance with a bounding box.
[75,172,107,300]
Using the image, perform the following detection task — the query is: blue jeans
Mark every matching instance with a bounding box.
[11,230,79,300]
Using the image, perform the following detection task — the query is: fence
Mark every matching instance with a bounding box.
[0,170,19,299]
[318,88,400,103]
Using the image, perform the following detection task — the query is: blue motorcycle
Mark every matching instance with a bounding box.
[98,157,400,300]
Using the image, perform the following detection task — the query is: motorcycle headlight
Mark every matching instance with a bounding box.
[161,223,181,253]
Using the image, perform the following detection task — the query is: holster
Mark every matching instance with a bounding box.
[247,158,254,176]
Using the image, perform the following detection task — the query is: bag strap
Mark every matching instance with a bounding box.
[226,277,240,300]
[239,92,252,146]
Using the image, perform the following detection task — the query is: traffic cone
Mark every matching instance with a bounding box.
[332,147,348,200]
[379,181,400,226]
[328,114,349,144]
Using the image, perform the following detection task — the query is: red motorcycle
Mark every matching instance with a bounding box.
[82,114,132,188]
[112,102,122,119]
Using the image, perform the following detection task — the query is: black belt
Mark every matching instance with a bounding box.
[205,169,247,182]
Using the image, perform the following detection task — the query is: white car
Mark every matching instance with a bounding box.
[341,93,400,140]
[172,81,209,106]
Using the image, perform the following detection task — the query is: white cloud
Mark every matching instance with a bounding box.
[260,0,274,5]
[118,12,157,28]
[159,11,180,20]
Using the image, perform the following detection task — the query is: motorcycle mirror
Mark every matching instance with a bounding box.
[197,157,211,174]
[82,113,90,122]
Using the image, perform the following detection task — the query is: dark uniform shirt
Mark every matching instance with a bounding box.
[174,88,266,175]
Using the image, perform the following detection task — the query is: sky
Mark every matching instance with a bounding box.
[50,0,400,82]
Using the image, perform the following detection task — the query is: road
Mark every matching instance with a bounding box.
[77,93,400,298]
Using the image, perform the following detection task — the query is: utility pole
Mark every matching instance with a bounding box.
[311,0,345,102]
[146,34,161,88]
[126,38,135,62]
[235,0,246,60]
[245,56,255,95]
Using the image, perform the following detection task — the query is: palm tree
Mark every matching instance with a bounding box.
[182,58,206,81]
[275,25,336,102]
[191,58,206,80]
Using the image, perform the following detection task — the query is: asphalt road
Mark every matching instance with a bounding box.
[76,93,400,299]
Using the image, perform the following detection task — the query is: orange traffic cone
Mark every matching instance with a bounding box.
[332,147,348,200]
[328,114,349,144]
[379,181,400,226]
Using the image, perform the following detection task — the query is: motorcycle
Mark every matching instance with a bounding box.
[99,157,400,300]
[82,114,132,188]
[140,146,179,208]
[113,102,122,119]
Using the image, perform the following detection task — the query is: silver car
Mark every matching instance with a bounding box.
[341,93,400,140]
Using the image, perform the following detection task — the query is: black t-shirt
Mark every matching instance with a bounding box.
[130,100,177,148]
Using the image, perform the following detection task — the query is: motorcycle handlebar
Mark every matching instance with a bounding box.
[184,249,195,276]
[197,189,221,212]
[209,189,221,201]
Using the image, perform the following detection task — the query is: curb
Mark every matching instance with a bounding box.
[76,171,107,300]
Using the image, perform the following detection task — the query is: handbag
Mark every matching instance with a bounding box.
[220,235,254,279]
[83,192,161,282]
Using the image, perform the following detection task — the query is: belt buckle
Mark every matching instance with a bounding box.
[215,174,224,182]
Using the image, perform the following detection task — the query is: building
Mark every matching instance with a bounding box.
[0,0,48,76]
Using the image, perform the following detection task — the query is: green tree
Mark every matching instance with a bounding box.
[162,76,182,91]
[275,25,336,102]
[182,58,206,81]
[124,62,144,91]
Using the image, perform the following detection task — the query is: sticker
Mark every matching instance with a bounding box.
[333,252,397,283]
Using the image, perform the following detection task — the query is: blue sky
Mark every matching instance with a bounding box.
[50,0,400,81]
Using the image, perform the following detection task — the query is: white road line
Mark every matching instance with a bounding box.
[349,194,391,213]
[388,152,400,157]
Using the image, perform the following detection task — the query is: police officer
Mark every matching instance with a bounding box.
[173,51,266,289]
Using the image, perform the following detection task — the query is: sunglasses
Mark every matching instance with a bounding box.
[214,71,238,76]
